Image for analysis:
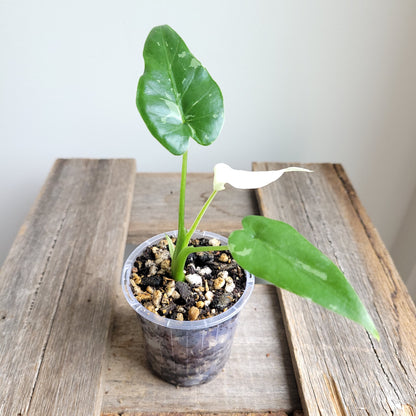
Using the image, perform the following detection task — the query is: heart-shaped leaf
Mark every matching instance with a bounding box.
[137,25,224,155]
[229,215,379,339]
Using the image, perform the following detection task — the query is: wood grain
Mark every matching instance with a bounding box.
[127,173,259,244]
[0,159,136,416]
[5,161,412,415]
[102,412,304,416]
[254,162,416,415]
[101,285,301,414]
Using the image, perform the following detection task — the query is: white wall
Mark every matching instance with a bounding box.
[1,1,416,295]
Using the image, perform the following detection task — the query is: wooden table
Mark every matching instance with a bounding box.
[0,159,415,416]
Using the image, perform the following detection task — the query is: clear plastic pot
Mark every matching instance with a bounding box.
[121,230,255,387]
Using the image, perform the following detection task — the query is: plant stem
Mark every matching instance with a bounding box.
[173,244,230,282]
[185,190,218,244]
[177,151,188,245]
[171,156,221,282]
[171,151,188,281]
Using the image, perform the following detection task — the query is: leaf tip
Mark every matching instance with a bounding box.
[369,325,380,341]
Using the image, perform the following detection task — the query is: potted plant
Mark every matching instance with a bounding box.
[121,25,379,387]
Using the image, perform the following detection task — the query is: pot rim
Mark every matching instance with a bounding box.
[121,230,255,330]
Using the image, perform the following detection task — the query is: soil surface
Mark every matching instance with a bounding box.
[129,236,246,321]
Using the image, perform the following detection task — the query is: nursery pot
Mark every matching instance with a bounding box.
[121,230,255,387]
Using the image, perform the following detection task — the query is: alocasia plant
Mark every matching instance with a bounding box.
[137,25,379,340]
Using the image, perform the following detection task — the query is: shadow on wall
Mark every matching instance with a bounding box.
[391,184,416,302]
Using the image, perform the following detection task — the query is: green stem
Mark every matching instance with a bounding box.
[184,190,218,245]
[177,151,188,245]
[173,245,230,282]
[171,151,188,281]
[171,158,221,281]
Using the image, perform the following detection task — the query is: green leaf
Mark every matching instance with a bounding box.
[229,215,379,339]
[165,234,175,259]
[137,25,224,155]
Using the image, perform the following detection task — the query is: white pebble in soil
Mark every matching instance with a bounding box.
[217,270,228,280]
[209,238,221,246]
[198,266,212,276]
[185,273,203,287]
[225,281,235,293]
[205,290,214,306]
[225,275,235,293]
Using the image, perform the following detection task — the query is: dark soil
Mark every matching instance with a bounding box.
[129,236,246,321]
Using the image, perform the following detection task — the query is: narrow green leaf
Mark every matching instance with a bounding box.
[137,25,224,155]
[165,234,175,259]
[229,215,379,339]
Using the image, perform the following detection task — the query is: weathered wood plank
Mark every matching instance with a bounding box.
[0,159,136,416]
[254,162,416,415]
[102,412,304,416]
[101,285,301,414]
[127,173,259,245]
